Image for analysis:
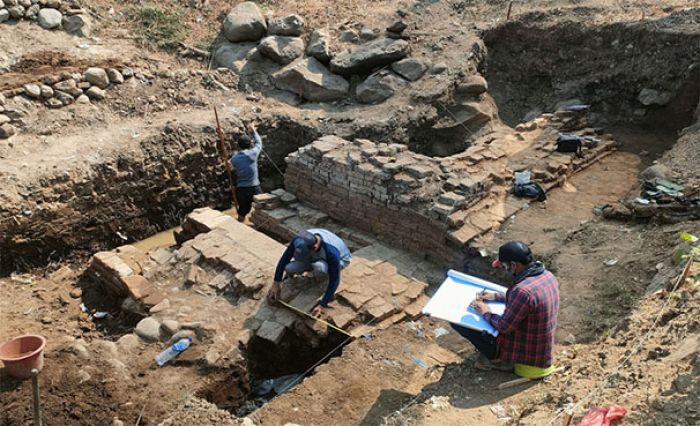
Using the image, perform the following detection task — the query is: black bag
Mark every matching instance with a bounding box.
[556,134,583,157]
[514,182,547,202]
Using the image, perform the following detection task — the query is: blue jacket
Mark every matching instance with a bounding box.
[231,130,262,187]
[274,230,351,307]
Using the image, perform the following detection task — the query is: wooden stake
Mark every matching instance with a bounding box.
[213,107,239,211]
[507,1,513,20]
[31,369,42,426]
[562,411,574,426]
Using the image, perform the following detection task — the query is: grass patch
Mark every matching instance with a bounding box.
[131,6,189,51]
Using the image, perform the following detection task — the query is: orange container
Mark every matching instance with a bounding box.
[0,335,47,379]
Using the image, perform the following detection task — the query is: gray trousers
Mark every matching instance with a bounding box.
[285,259,328,282]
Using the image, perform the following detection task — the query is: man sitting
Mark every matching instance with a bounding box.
[453,240,560,378]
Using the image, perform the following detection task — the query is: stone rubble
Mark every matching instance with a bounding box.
[0,0,91,36]
[0,66,137,138]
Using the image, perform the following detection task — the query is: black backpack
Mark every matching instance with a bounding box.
[514,182,547,202]
[556,134,583,157]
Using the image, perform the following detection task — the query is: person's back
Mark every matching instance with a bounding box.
[230,125,262,221]
[233,146,261,187]
[500,268,559,368]
[307,228,352,267]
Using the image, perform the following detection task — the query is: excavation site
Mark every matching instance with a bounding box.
[1,1,699,425]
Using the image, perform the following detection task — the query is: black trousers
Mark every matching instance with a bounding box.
[236,185,262,218]
[450,323,498,360]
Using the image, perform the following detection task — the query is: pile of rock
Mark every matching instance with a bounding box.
[214,2,428,104]
[0,66,134,129]
[0,94,24,139]
[0,0,90,37]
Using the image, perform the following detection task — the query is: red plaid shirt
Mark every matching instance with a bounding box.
[484,268,560,367]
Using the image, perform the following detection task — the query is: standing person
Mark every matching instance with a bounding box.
[267,229,352,317]
[453,241,560,379]
[231,123,262,222]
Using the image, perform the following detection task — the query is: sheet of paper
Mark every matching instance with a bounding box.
[422,269,508,337]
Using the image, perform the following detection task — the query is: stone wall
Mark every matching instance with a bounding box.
[284,136,486,263]
[283,112,620,265]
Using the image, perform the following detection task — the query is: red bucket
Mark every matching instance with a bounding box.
[0,335,47,379]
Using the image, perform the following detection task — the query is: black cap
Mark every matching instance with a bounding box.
[492,241,532,268]
[238,134,252,149]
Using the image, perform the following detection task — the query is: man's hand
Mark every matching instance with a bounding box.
[476,291,500,302]
[267,281,281,302]
[246,123,256,134]
[310,305,323,317]
[470,300,490,315]
[216,127,225,140]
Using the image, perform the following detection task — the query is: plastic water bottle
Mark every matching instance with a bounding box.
[155,338,192,366]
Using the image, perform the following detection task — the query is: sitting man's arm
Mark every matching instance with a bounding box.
[483,287,530,334]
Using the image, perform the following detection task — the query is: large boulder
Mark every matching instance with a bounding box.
[84,67,110,89]
[213,42,258,73]
[0,10,10,23]
[37,8,62,29]
[258,36,304,65]
[267,14,305,36]
[356,71,407,104]
[391,58,428,82]
[62,14,91,37]
[306,29,331,64]
[272,57,349,102]
[222,1,267,42]
[330,37,409,76]
[135,317,162,342]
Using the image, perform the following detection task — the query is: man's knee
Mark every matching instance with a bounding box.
[285,261,310,276]
[312,261,328,276]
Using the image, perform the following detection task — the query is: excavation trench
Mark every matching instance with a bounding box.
[198,331,351,416]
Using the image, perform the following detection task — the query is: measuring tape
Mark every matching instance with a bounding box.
[278,300,354,338]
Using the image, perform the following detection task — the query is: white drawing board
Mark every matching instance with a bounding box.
[422,269,507,337]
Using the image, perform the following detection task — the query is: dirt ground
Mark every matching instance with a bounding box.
[2,0,700,425]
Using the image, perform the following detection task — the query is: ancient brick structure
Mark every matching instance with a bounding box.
[281,112,618,265]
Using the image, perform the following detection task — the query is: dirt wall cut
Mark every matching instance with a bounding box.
[484,9,700,128]
[0,124,231,272]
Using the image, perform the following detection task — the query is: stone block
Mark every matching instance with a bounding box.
[274,308,298,328]
[338,285,377,310]
[149,299,171,314]
[256,320,286,344]
[141,289,167,307]
[404,294,429,319]
[92,251,134,279]
[149,247,173,265]
[120,275,149,299]
[405,164,434,179]
[208,270,234,291]
[185,264,206,286]
[290,292,323,312]
[404,279,426,301]
[329,312,355,329]
[363,296,397,321]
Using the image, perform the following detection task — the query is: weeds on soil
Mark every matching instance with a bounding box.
[131,6,189,51]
